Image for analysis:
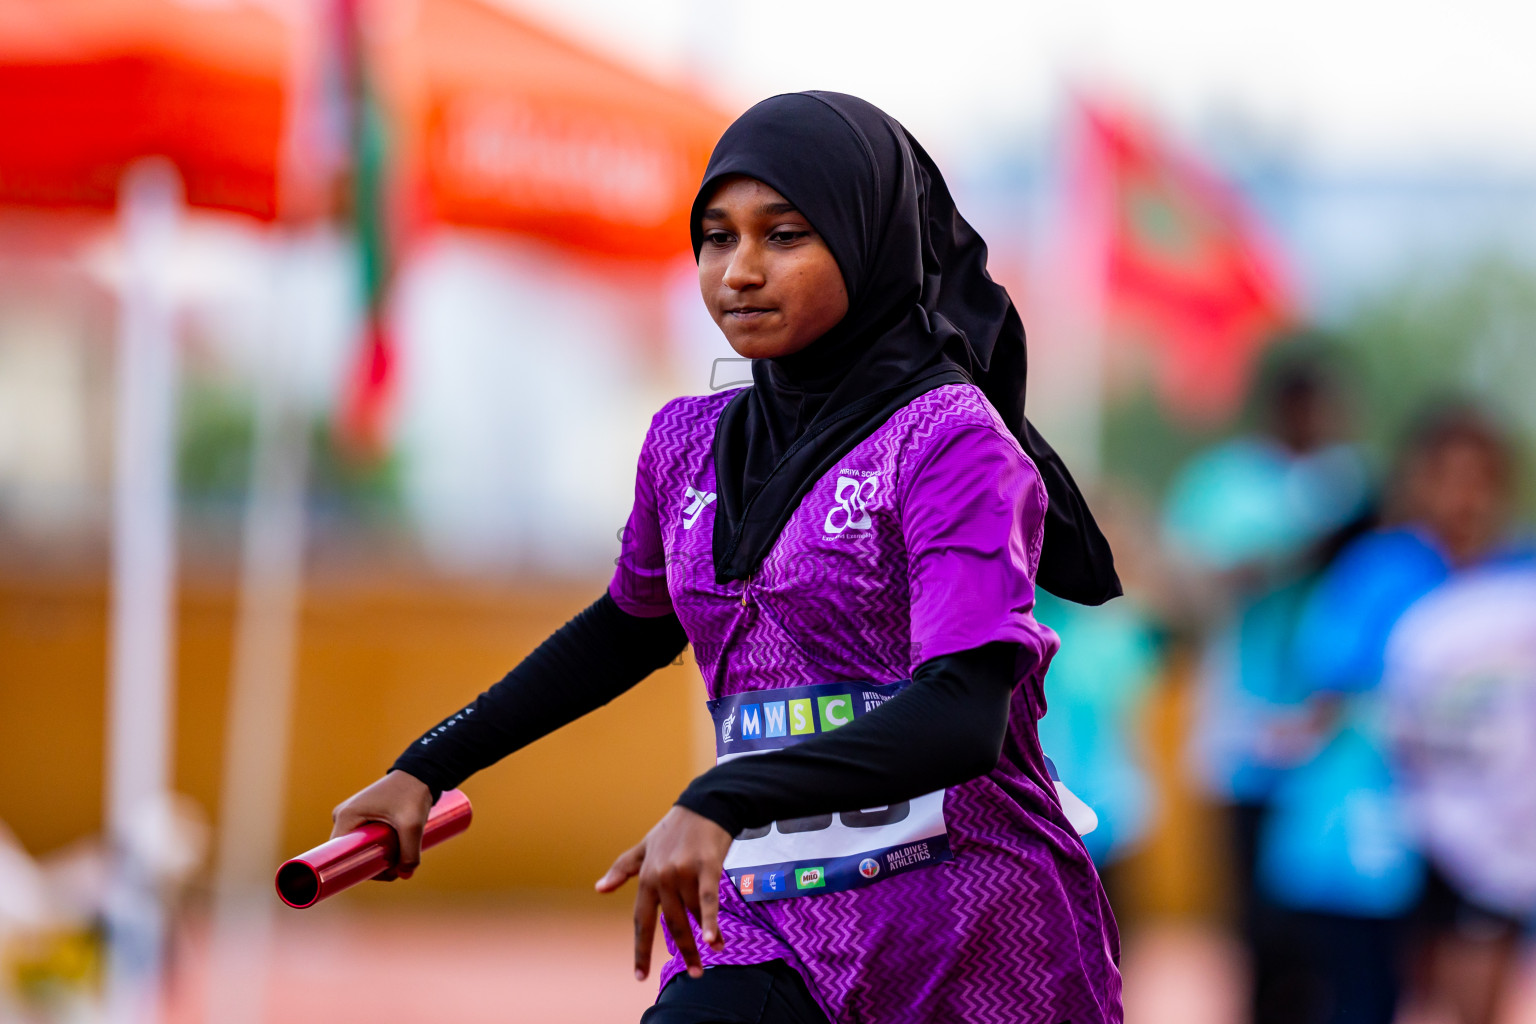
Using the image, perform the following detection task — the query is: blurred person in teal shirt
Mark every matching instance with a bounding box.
[1162,349,1372,1024]
[1258,404,1524,1024]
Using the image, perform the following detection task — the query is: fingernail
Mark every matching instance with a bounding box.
[635,969,645,981]
[688,967,703,979]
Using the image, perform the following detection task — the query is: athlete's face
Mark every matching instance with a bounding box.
[697,176,849,360]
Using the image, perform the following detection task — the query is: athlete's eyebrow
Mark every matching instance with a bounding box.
[701,202,802,222]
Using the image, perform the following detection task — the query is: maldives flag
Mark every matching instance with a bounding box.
[1074,101,1294,422]
[334,0,400,460]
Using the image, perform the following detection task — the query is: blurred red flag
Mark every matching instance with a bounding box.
[1074,101,1294,422]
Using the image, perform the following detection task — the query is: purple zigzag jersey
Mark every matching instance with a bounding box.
[611,383,1123,1024]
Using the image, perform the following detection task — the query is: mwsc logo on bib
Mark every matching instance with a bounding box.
[723,693,854,745]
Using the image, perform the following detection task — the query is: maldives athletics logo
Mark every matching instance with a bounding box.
[824,473,879,535]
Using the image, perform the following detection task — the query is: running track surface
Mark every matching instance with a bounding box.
[164,909,1536,1024]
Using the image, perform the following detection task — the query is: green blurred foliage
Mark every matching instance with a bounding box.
[1102,388,1224,499]
[1333,253,1536,510]
[178,380,255,502]
[177,381,403,518]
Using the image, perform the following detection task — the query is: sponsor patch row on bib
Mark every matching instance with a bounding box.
[730,838,947,902]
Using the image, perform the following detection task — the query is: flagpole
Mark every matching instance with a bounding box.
[1037,98,1111,483]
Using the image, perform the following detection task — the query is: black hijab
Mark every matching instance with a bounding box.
[696,92,1120,606]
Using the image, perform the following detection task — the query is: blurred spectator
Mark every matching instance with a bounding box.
[1384,562,1536,1024]
[1036,488,1165,904]
[1257,404,1524,1024]
[1162,347,1371,1024]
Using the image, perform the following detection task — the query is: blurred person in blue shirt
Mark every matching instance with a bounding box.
[1259,404,1523,1024]
[1163,349,1372,1024]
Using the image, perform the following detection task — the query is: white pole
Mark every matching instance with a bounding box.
[203,232,313,1024]
[104,158,183,1024]
[203,1,328,1018]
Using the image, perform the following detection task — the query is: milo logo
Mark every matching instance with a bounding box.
[795,866,825,890]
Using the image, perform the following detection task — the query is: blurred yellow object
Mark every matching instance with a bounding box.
[6,926,102,1007]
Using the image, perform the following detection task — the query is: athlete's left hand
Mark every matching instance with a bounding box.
[595,805,733,981]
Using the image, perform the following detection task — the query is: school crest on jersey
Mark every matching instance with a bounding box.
[824,472,879,536]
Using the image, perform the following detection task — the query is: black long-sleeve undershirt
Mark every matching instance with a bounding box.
[391,592,1018,833]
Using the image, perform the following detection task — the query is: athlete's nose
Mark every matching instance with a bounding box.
[721,237,766,292]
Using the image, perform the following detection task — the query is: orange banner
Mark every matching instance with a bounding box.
[0,0,726,260]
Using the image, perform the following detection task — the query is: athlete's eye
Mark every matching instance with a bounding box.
[769,229,811,244]
[702,230,734,247]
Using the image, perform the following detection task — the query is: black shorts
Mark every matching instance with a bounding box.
[1415,862,1526,942]
[641,960,831,1024]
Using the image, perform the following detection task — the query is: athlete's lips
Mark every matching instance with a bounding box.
[726,306,777,320]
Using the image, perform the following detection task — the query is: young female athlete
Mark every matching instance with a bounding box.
[330,92,1124,1024]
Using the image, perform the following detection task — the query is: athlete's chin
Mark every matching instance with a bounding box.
[722,328,812,361]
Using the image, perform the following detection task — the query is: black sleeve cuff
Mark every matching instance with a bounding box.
[388,765,447,806]
[674,790,746,839]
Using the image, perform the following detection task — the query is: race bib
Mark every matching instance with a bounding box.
[709,680,952,903]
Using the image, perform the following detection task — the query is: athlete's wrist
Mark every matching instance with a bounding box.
[386,764,447,804]
[674,788,746,839]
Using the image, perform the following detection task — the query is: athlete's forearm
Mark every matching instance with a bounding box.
[674,642,1018,837]
[391,592,688,798]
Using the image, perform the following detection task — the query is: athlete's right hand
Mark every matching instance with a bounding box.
[329,770,435,880]
[595,805,733,982]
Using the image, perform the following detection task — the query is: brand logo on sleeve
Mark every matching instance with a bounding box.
[720,706,737,743]
[682,486,716,530]
[762,701,787,738]
[816,694,854,731]
[762,872,786,894]
[859,858,881,879]
[738,874,755,894]
[823,474,878,535]
[738,703,762,740]
[795,866,826,890]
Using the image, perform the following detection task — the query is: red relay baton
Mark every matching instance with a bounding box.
[274,789,473,909]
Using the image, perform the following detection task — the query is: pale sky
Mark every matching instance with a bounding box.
[504,0,1536,169]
